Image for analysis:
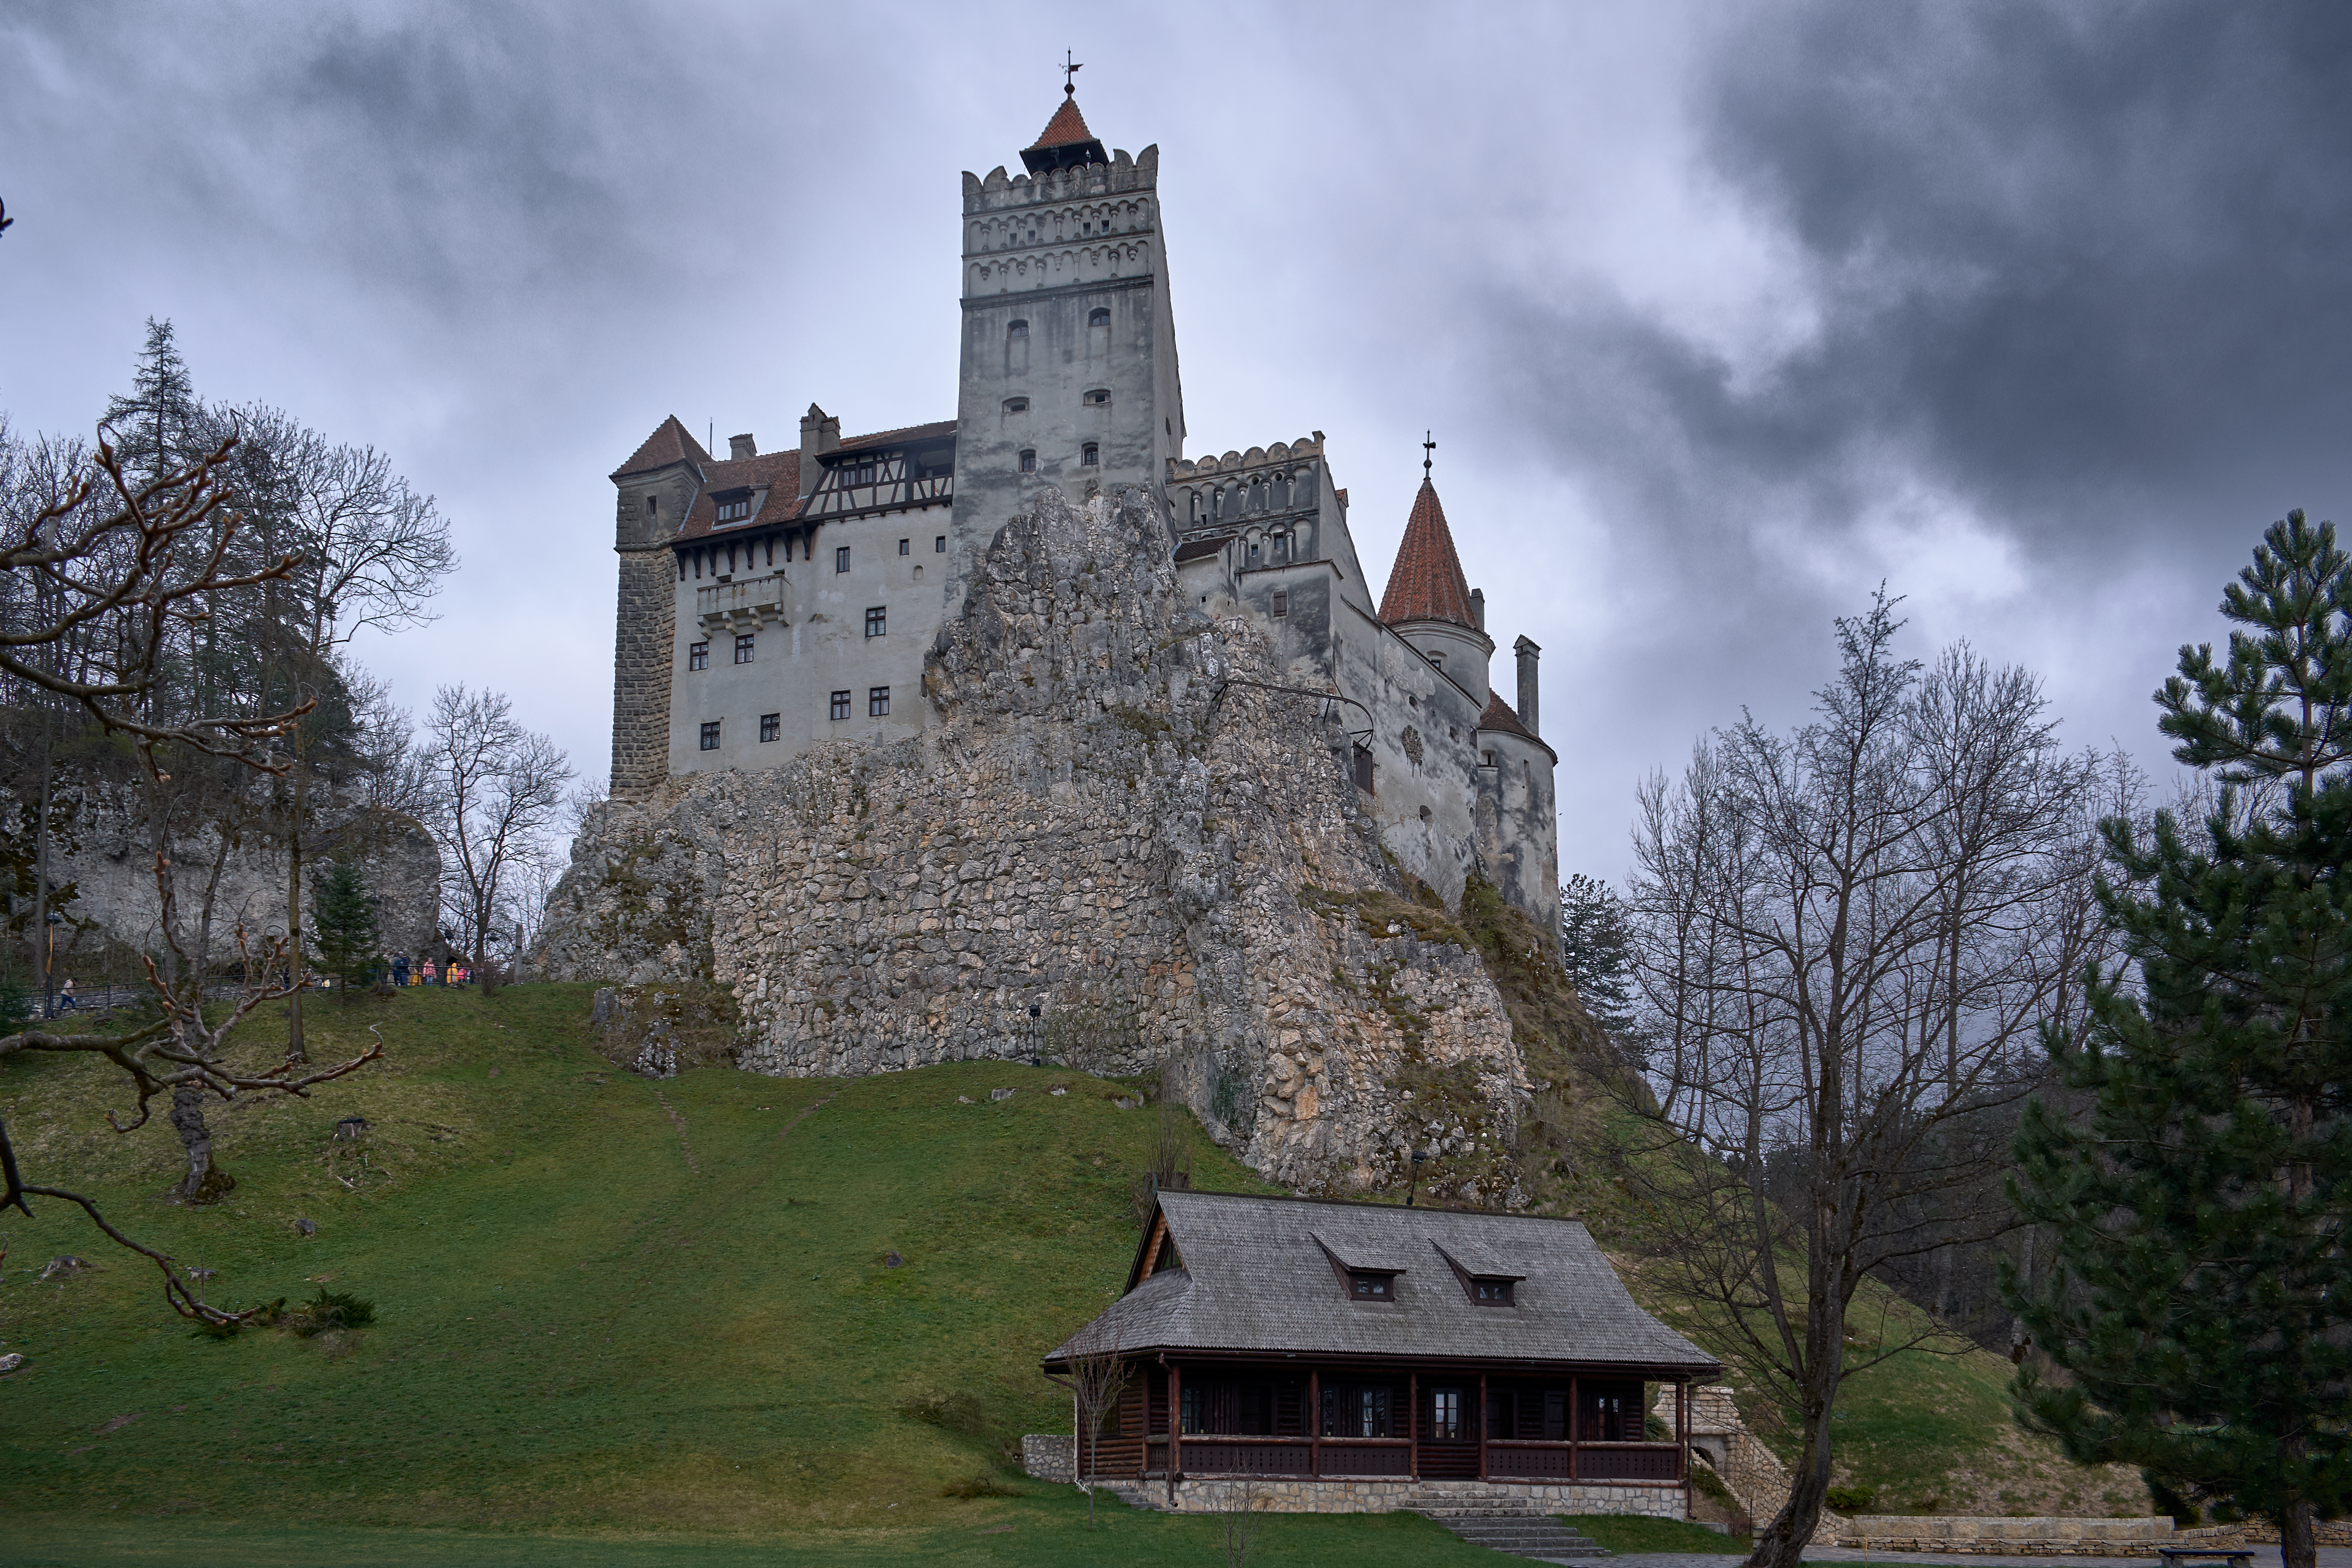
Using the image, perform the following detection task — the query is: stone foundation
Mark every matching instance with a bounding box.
[1127,1474,1683,1517]
[1022,1434,1075,1483]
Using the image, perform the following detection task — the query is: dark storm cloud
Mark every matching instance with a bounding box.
[1536,4,2352,555]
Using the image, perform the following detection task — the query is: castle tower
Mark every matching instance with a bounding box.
[1377,461,1494,708]
[952,87,1184,544]
[609,415,711,793]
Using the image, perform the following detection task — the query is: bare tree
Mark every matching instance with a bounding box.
[1055,1321,1131,1530]
[421,684,572,982]
[1618,596,2119,1568]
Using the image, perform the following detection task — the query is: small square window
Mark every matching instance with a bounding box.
[688,641,709,671]
[1081,443,1099,466]
[759,712,780,743]
[935,535,947,552]
[898,538,910,556]
[868,686,890,718]
[865,606,886,638]
[1348,1272,1394,1301]
[1272,591,1288,617]
[1019,449,1037,473]
[830,690,851,721]
[699,721,721,751]
[835,545,850,574]
[734,634,755,664]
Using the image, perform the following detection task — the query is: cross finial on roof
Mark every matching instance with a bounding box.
[1423,430,1436,478]
[1063,50,1083,96]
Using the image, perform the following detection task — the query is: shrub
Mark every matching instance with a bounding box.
[1826,1484,1879,1514]
[285,1286,375,1337]
[939,1474,1023,1499]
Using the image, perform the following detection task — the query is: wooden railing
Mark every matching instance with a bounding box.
[1487,1440,1683,1482]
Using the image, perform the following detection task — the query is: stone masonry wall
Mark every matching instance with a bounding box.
[534,484,1532,1195]
[1136,1477,1685,1518]
[611,545,677,795]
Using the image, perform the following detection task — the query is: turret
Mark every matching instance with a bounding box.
[1376,448,1493,708]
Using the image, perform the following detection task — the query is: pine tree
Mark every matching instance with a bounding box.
[309,858,380,998]
[2008,511,2352,1568]
[1558,872,1634,1032]
[100,317,199,483]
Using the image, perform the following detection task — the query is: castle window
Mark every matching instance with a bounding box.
[898,538,910,555]
[830,690,851,721]
[1088,307,1110,327]
[866,606,887,638]
[1248,542,1260,562]
[688,641,709,671]
[1004,397,1028,413]
[850,457,878,485]
[699,721,721,751]
[868,686,890,717]
[714,493,751,523]
[1352,744,1375,795]
[836,546,851,574]
[1007,319,1028,338]
[1019,450,1037,473]
[1272,591,1288,617]
[935,535,947,552]
[1483,751,1498,767]
[645,497,658,519]
[734,634,755,664]
[1081,443,1099,466]
[759,713,780,743]
[1084,388,1110,406]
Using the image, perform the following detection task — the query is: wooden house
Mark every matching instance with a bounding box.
[1043,1190,1722,1510]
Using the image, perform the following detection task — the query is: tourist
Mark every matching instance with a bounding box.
[392,954,409,988]
[423,959,438,987]
[58,977,76,1012]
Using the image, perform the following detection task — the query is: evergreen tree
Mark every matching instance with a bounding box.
[1558,872,1634,1032]
[2008,511,2352,1568]
[99,317,199,484]
[309,858,379,998]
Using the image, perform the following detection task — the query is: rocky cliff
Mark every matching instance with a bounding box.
[531,485,1535,1197]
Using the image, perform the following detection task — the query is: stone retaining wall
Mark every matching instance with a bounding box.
[1145,1476,1686,1517]
[1022,1434,1075,1484]
[1833,1515,2176,1555]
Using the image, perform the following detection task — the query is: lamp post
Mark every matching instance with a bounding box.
[1405,1147,1429,1207]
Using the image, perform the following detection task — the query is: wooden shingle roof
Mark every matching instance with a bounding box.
[1044,1191,1720,1375]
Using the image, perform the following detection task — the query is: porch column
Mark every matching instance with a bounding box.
[1309,1369,1321,1479]
[1408,1371,1419,1481]
[1478,1371,1490,1482]
[1168,1363,1181,1505]
[1678,1379,1692,1519]
[1568,1374,1579,1484]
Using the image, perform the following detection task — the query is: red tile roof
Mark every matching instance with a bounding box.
[610,415,710,480]
[1478,692,1540,744]
[1029,95,1096,150]
[1377,479,1478,628]
[834,418,957,453]
[671,451,801,543]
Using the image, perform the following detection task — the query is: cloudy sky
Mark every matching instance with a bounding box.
[5,2,2345,884]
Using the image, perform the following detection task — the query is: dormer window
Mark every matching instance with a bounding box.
[713,490,752,523]
[1472,1278,1515,1306]
[1348,1271,1396,1301]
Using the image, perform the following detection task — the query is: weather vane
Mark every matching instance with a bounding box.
[1063,50,1083,96]
[1423,430,1436,478]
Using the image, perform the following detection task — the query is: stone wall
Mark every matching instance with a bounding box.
[610,545,677,795]
[533,483,1533,1195]
[1131,1476,1685,1518]
[1023,1433,1076,1484]
[1834,1516,2177,1556]
[7,779,442,964]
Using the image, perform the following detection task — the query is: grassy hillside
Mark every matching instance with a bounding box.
[0,981,2136,1563]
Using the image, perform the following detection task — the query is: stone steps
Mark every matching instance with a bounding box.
[1406,1495,1611,1561]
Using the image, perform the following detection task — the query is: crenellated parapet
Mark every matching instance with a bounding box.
[961,145,1159,214]
[1170,437,1327,540]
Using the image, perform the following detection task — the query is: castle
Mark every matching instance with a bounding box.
[603,89,1557,922]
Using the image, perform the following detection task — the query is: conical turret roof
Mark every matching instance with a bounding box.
[1378,478,1479,629]
[610,414,711,480]
[1022,90,1109,173]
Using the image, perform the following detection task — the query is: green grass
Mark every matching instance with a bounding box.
[0,1491,1499,1567]
[0,985,1301,1541]
[1564,1513,1746,1554]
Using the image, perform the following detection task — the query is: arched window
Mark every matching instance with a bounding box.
[1083,388,1110,406]
[1003,397,1028,413]
[1081,444,1099,466]
[1007,319,1029,338]
[1088,307,1110,327]
[1019,449,1038,473]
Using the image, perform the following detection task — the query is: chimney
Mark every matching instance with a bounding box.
[729,432,757,461]
[798,403,841,497]
[1514,635,1541,737]
[1470,587,1486,632]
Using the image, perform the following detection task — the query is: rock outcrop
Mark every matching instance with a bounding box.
[532,485,1533,1196]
